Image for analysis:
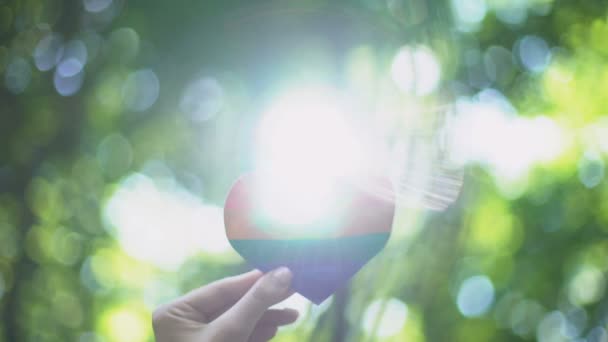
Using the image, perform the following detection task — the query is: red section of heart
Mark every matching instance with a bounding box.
[224,175,272,240]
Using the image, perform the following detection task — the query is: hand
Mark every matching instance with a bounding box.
[152,268,298,342]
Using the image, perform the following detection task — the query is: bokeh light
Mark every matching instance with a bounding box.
[104,173,233,270]
[578,151,605,189]
[83,0,113,13]
[180,77,224,122]
[122,69,160,112]
[449,89,567,182]
[98,304,150,342]
[54,67,85,96]
[4,57,31,94]
[33,33,63,72]
[58,40,88,76]
[451,0,487,29]
[362,298,408,338]
[517,35,552,73]
[536,311,574,342]
[456,275,495,318]
[97,133,133,178]
[108,27,140,65]
[391,45,442,96]
[568,265,606,306]
[3,1,608,341]
[587,327,608,342]
[508,298,545,338]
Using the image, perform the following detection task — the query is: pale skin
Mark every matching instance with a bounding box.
[152,267,298,342]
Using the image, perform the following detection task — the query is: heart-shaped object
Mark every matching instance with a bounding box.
[224,173,395,304]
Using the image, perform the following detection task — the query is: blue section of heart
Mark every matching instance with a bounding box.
[229,233,390,304]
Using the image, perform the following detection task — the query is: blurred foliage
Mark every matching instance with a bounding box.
[2,0,608,341]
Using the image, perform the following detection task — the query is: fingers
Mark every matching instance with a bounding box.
[177,270,263,321]
[247,310,299,342]
[248,325,278,342]
[245,309,299,342]
[153,270,263,341]
[258,308,299,326]
[210,267,293,341]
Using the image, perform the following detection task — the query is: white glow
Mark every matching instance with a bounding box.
[103,173,232,270]
[391,45,442,96]
[362,298,408,338]
[254,85,368,227]
[449,90,567,181]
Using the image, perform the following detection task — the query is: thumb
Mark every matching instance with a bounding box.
[208,267,293,341]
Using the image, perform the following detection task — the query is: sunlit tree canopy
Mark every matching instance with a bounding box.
[2,0,608,341]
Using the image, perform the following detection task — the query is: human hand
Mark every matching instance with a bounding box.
[152,268,298,342]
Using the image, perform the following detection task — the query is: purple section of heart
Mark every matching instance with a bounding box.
[255,259,371,304]
[230,234,390,304]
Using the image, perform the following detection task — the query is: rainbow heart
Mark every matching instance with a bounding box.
[224,174,395,304]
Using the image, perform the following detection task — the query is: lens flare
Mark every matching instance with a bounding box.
[252,84,464,231]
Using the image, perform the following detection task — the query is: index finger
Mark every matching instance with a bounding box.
[179,270,263,321]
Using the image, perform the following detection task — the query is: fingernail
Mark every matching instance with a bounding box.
[271,267,292,287]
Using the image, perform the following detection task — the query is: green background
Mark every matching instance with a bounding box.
[1,0,608,341]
